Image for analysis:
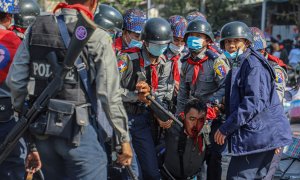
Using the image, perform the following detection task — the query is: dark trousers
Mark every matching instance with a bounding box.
[0,119,26,180]
[128,112,161,180]
[205,120,226,180]
[227,149,282,180]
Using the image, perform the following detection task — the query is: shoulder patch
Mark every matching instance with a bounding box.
[214,58,228,78]
[274,67,285,83]
[118,54,129,72]
[0,44,11,70]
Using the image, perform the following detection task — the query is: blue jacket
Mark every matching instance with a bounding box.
[219,47,292,156]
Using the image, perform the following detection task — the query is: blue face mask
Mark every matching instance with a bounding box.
[187,36,204,51]
[227,49,242,59]
[129,39,143,48]
[147,43,168,57]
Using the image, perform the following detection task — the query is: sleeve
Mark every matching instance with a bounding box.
[6,28,31,113]
[211,55,231,103]
[92,30,130,143]
[219,63,267,136]
[117,53,138,103]
[176,63,189,115]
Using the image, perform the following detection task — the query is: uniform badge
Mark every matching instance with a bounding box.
[214,61,227,78]
[275,68,284,83]
[118,55,128,72]
[0,44,11,70]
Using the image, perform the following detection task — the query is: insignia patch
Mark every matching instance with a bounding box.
[275,68,284,83]
[214,61,227,78]
[118,55,128,72]
[0,44,11,70]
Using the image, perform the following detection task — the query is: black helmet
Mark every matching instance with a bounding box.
[94,4,123,31]
[184,19,214,42]
[220,21,253,48]
[141,17,173,44]
[14,0,40,28]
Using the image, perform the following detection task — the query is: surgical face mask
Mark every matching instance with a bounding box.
[227,49,243,59]
[146,43,168,57]
[187,36,204,51]
[129,39,143,48]
[169,43,185,55]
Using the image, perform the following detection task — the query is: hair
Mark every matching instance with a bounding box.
[0,12,8,23]
[184,98,207,115]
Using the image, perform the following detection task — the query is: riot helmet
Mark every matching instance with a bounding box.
[94,4,123,31]
[14,0,40,28]
[184,19,214,42]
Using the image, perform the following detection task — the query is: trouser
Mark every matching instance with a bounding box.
[128,112,161,180]
[205,120,226,180]
[36,123,107,180]
[227,149,281,180]
[0,119,26,180]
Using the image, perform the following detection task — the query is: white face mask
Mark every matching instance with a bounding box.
[169,43,184,55]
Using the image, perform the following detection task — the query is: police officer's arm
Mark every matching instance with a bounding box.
[6,27,31,113]
[219,61,267,136]
[117,53,139,103]
[176,63,189,114]
[92,29,130,143]
[211,54,231,103]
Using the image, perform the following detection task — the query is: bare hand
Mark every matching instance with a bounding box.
[214,129,226,145]
[136,81,151,105]
[157,118,173,129]
[117,142,133,166]
[275,147,282,154]
[26,151,42,173]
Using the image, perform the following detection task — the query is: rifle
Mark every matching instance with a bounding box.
[0,12,97,164]
[136,72,183,127]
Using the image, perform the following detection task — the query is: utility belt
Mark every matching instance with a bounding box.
[123,102,148,115]
[29,99,91,147]
[0,97,13,122]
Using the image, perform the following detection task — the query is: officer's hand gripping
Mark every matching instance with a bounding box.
[25,151,42,174]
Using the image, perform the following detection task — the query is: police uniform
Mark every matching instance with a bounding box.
[0,1,27,178]
[6,8,130,179]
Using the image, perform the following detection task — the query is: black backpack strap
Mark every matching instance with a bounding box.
[177,128,187,177]
[56,15,97,114]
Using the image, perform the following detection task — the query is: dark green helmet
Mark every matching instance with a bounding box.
[94,4,123,31]
[220,21,253,48]
[14,0,40,28]
[184,19,214,42]
[141,17,173,44]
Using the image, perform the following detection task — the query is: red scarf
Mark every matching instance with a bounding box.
[168,54,180,82]
[187,56,209,85]
[139,58,159,92]
[267,53,287,68]
[9,26,26,34]
[114,37,123,53]
[53,3,94,20]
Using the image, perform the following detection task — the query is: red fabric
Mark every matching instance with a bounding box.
[208,45,217,53]
[267,53,287,68]
[8,26,26,34]
[122,47,140,54]
[168,54,180,82]
[187,56,209,85]
[206,106,217,120]
[150,64,159,92]
[0,29,21,84]
[113,37,123,53]
[53,3,94,20]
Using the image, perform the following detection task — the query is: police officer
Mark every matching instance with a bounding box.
[186,11,207,23]
[162,98,210,180]
[94,4,123,40]
[6,0,132,179]
[214,21,292,179]
[0,0,27,179]
[114,9,147,55]
[117,17,173,180]
[11,0,40,39]
[176,19,230,180]
[250,27,287,102]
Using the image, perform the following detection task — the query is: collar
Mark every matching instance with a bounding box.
[191,47,207,61]
[165,48,177,59]
[141,46,163,67]
[0,24,7,30]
